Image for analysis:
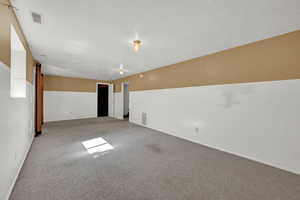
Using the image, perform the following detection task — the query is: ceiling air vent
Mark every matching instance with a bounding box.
[31,12,42,24]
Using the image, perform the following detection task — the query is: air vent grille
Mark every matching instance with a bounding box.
[31,12,42,24]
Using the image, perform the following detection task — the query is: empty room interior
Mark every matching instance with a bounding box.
[1,0,300,199]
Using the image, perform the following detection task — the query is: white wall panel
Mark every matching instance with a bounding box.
[130,79,300,174]
[108,84,114,117]
[44,91,97,122]
[0,62,34,200]
[114,92,123,120]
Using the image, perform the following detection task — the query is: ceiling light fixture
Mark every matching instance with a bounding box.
[113,64,128,75]
[133,40,142,52]
[119,64,125,75]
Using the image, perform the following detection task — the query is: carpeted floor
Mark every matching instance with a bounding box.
[10,117,300,200]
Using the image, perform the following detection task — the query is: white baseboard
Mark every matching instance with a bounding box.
[131,120,300,175]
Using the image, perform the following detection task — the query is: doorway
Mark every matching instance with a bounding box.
[123,83,129,119]
[97,84,109,117]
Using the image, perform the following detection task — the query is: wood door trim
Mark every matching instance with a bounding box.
[35,63,43,136]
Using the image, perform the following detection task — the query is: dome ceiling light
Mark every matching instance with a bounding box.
[133,40,142,52]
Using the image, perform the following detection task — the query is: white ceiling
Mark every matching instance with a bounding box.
[12,0,300,80]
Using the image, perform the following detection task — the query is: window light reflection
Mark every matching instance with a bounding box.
[82,137,114,154]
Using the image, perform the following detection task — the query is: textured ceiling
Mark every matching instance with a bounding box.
[12,0,300,80]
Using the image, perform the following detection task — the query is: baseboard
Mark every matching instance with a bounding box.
[44,115,98,123]
[5,136,34,200]
[130,120,300,175]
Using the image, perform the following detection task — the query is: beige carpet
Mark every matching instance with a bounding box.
[10,117,300,200]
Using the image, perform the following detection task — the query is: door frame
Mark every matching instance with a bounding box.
[96,82,114,117]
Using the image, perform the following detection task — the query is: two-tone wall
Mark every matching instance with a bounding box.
[44,75,111,122]
[0,0,35,83]
[113,31,300,92]
[0,1,36,199]
[112,30,300,174]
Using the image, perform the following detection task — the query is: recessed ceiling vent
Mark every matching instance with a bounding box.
[31,12,42,24]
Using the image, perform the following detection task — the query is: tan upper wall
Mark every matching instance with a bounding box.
[44,75,111,92]
[112,30,300,92]
[0,0,35,83]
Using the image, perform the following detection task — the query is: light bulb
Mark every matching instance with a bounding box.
[120,71,124,75]
[133,40,141,52]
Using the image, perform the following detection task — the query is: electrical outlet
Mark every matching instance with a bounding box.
[195,127,199,133]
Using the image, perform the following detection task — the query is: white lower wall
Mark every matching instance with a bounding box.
[0,62,35,200]
[130,79,300,174]
[114,92,124,120]
[44,91,97,122]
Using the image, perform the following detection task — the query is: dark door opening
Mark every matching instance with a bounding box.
[97,84,109,117]
[123,83,129,119]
